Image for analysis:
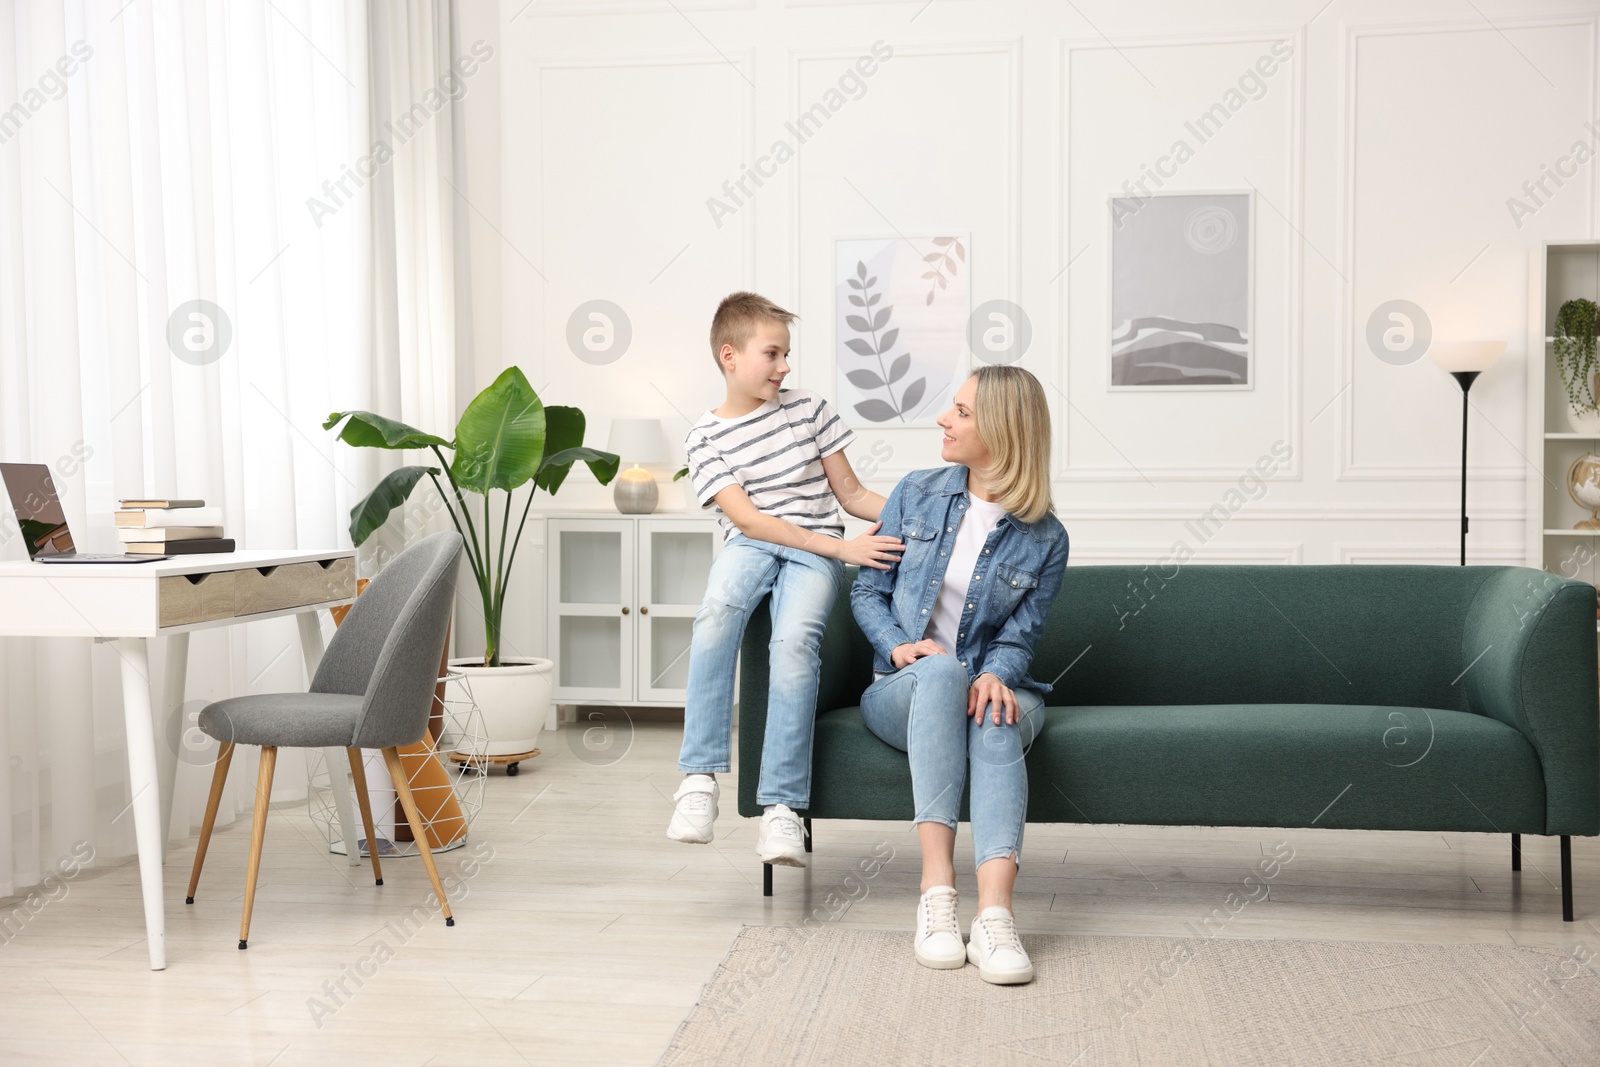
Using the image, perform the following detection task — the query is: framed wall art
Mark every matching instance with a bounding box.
[1108,192,1253,390]
[835,234,970,423]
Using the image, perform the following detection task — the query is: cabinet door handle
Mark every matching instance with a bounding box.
[621,606,630,615]
[640,606,649,615]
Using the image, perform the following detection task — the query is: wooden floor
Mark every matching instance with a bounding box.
[1,721,1596,1066]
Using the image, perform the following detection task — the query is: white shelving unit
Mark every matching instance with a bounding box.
[545,512,722,711]
[1525,241,1600,584]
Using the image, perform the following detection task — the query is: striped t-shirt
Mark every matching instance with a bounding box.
[685,389,855,541]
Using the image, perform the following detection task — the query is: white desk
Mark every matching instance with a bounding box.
[0,549,360,970]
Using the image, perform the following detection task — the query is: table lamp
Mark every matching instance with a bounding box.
[607,418,669,514]
[1429,340,1506,565]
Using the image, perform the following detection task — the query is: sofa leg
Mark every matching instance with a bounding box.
[763,861,773,897]
[804,817,812,853]
[1562,836,1574,922]
[1512,833,1521,871]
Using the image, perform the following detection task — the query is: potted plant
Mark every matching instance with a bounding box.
[1555,297,1600,433]
[325,367,618,756]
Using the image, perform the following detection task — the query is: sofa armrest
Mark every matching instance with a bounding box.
[736,566,873,818]
[1462,569,1599,835]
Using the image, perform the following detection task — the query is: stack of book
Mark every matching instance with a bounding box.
[115,498,234,555]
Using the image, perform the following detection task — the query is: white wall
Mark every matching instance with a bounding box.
[456,0,1600,661]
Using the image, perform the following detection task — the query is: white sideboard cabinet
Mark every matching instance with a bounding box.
[545,513,722,710]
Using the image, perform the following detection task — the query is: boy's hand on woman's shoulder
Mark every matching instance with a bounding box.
[839,521,904,570]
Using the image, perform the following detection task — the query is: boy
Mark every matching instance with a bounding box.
[669,292,903,866]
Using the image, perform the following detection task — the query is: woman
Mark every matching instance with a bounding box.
[850,365,1068,985]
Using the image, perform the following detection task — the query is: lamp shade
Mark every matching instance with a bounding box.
[606,418,668,465]
[1428,340,1506,374]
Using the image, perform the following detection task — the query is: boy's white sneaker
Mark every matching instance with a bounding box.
[667,774,719,843]
[914,886,966,969]
[967,906,1034,985]
[755,804,808,867]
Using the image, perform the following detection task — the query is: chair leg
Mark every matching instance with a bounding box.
[239,746,277,949]
[382,747,454,926]
[1512,833,1521,871]
[763,861,773,897]
[1562,836,1574,922]
[186,742,235,904]
[345,748,383,886]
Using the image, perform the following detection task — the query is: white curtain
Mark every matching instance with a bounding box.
[0,0,467,897]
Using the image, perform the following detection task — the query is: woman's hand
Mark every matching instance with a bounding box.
[890,639,948,669]
[968,672,1017,725]
[838,521,905,570]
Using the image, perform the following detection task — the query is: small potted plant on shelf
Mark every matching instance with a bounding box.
[1555,297,1600,433]
[325,367,619,759]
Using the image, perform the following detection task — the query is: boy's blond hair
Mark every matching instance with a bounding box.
[709,292,796,373]
[972,365,1055,525]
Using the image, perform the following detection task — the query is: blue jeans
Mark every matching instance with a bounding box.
[859,654,1045,869]
[678,533,845,809]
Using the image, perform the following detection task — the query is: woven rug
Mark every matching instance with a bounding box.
[659,925,1600,1066]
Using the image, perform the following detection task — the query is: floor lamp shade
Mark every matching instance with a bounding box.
[1428,340,1506,374]
[607,419,669,514]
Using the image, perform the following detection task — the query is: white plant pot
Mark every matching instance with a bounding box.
[448,657,553,757]
[1568,407,1600,435]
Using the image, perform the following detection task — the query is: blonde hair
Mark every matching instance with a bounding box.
[971,365,1054,524]
[709,291,796,372]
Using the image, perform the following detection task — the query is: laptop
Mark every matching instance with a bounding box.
[0,463,168,563]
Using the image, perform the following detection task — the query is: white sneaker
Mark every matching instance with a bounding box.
[967,906,1034,985]
[667,774,719,843]
[914,886,966,969]
[755,804,808,867]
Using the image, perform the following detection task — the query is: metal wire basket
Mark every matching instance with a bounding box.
[307,670,489,858]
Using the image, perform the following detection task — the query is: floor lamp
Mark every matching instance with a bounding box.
[1428,341,1507,566]
[1429,340,1518,871]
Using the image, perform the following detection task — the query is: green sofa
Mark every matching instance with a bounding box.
[738,564,1599,918]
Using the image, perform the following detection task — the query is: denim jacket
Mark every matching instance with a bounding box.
[851,465,1070,693]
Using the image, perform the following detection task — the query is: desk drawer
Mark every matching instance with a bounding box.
[158,558,355,627]
[236,559,355,614]
[158,570,240,627]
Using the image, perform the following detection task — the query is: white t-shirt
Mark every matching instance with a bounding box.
[927,492,1009,654]
[875,491,1009,680]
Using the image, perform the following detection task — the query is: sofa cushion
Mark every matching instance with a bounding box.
[807,702,1546,833]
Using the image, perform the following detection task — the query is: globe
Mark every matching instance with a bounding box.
[1567,453,1600,529]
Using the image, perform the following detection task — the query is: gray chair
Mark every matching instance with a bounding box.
[185,531,465,949]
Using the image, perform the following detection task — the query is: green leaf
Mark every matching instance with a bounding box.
[348,465,439,546]
[535,406,620,493]
[323,410,451,450]
[450,367,546,494]
[532,405,584,495]
[540,446,620,494]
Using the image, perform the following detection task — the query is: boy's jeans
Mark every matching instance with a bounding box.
[678,533,845,809]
